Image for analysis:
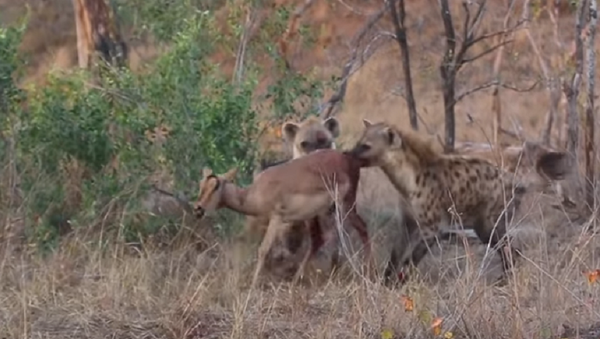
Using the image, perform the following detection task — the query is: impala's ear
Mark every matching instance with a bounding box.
[382,126,402,148]
[223,167,238,182]
[202,167,213,178]
[282,122,300,142]
[323,117,341,138]
[362,119,374,128]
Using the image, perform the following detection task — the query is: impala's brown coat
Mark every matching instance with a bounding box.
[246,116,342,272]
[194,149,371,288]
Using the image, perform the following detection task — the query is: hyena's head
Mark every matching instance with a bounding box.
[349,119,404,167]
[281,116,340,159]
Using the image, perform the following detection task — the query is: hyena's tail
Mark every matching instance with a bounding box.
[535,151,571,181]
[517,150,573,199]
[505,150,571,198]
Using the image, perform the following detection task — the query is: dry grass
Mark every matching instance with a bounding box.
[1,0,600,338]
[1,182,599,339]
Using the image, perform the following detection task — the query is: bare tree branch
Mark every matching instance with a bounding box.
[319,5,388,119]
[455,80,539,103]
[546,0,566,50]
[466,113,524,141]
[463,24,523,50]
[461,39,514,64]
[388,0,418,130]
[233,7,259,84]
[278,0,317,71]
[519,0,563,146]
[438,0,522,152]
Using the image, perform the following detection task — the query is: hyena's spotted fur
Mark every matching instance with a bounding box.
[349,119,570,285]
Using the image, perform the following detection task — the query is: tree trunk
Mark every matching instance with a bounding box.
[565,0,585,164]
[490,0,516,149]
[72,0,128,69]
[442,76,456,153]
[584,0,597,210]
[541,81,561,146]
[389,0,418,131]
[439,0,456,153]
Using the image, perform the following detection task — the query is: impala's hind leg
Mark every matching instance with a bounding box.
[252,215,290,289]
[342,207,374,279]
[292,217,323,284]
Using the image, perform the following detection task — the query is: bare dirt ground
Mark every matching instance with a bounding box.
[1,0,600,338]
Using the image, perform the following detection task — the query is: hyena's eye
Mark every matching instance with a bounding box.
[359,144,371,152]
[300,141,310,150]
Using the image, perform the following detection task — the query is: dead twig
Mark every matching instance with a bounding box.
[388,0,418,130]
[455,80,539,103]
[490,0,516,149]
[278,0,316,71]
[520,0,563,146]
[319,5,388,119]
[438,0,524,153]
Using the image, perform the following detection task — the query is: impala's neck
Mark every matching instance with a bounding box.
[220,182,260,216]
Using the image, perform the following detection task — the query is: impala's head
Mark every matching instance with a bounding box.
[349,119,403,166]
[194,167,238,218]
[282,116,341,158]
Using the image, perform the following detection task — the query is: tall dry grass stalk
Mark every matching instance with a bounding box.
[4,172,599,339]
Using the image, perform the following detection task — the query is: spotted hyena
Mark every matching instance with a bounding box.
[257,116,341,171]
[349,119,570,285]
[246,116,342,276]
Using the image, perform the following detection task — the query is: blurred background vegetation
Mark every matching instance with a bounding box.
[0,0,327,253]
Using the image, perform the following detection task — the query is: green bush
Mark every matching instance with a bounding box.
[0,20,27,161]
[0,0,330,252]
[2,8,259,251]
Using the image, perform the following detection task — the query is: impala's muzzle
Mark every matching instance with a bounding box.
[194,204,205,219]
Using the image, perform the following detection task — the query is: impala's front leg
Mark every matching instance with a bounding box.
[252,215,289,289]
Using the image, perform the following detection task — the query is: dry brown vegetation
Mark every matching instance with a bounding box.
[1,0,600,338]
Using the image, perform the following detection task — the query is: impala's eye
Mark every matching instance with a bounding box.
[194,204,205,218]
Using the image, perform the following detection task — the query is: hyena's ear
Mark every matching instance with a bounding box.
[323,117,341,138]
[382,126,403,148]
[362,119,374,128]
[282,122,300,142]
